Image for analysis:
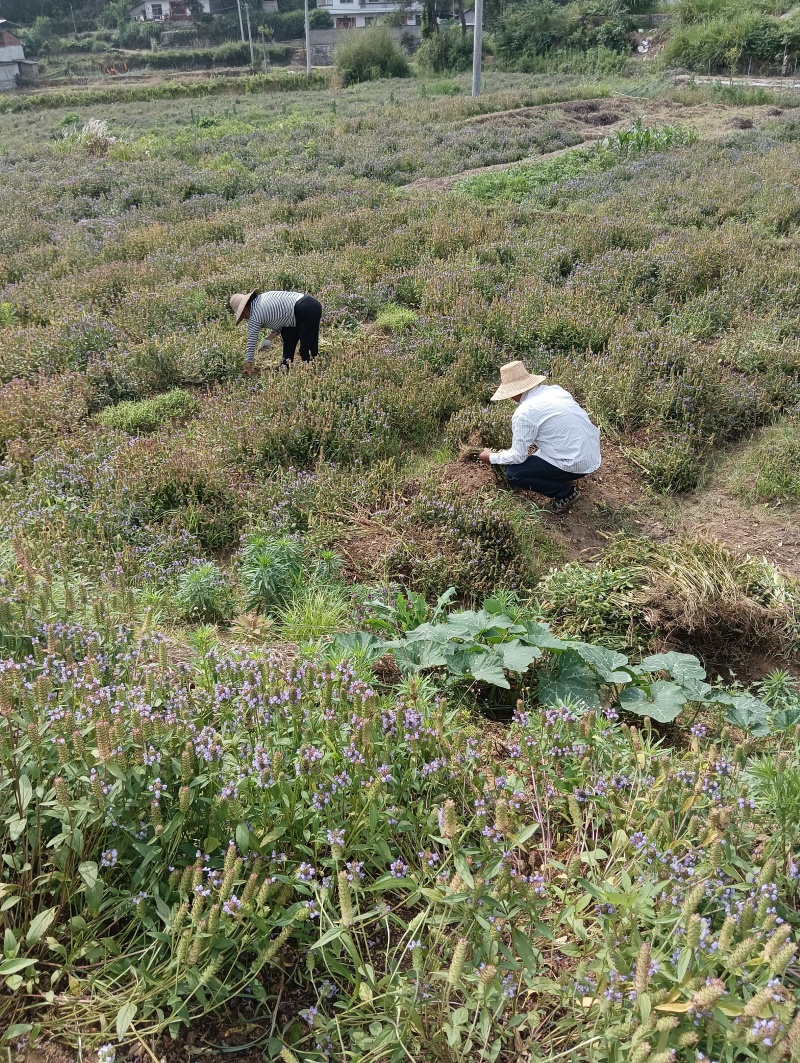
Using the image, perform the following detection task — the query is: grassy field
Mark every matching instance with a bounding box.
[2,70,800,1062]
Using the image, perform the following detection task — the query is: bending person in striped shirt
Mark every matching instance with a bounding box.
[229,289,323,375]
[478,360,601,514]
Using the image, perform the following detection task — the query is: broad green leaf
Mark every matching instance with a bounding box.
[444,609,521,638]
[78,861,99,890]
[235,822,250,855]
[523,621,566,650]
[570,643,631,683]
[454,854,474,888]
[501,640,540,673]
[639,652,706,683]
[8,817,26,843]
[3,928,17,956]
[676,947,692,981]
[25,908,56,948]
[18,775,32,813]
[513,928,540,976]
[392,639,449,673]
[2,1025,32,1042]
[538,651,601,711]
[311,925,347,950]
[718,693,771,737]
[773,706,800,731]
[469,654,510,689]
[619,681,686,723]
[0,957,36,975]
[116,1000,137,1040]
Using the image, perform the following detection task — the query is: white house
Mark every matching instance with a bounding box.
[315,0,420,29]
[0,21,38,91]
[130,0,224,21]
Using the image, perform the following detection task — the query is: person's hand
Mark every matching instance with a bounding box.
[243,363,258,376]
[478,448,492,465]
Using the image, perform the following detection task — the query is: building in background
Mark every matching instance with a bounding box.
[0,19,38,91]
[129,0,226,21]
[315,0,420,29]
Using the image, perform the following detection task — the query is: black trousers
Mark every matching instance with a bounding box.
[281,295,322,365]
[503,454,585,500]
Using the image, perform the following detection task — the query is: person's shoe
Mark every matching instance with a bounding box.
[551,486,579,514]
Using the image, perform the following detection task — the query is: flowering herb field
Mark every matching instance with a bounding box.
[2,71,800,1061]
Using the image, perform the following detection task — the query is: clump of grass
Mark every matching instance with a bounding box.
[732,421,800,504]
[96,389,198,433]
[375,303,417,333]
[279,584,350,642]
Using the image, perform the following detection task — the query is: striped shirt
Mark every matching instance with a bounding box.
[489,384,601,475]
[245,291,304,363]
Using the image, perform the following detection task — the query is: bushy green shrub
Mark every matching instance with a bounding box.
[334,28,410,86]
[239,532,305,613]
[96,388,198,433]
[144,42,252,70]
[174,560,236,622]
[415,26,473,74]
[308,7,333,28]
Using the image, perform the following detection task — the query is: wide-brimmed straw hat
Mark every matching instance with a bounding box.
[490,361,547,402]
[229,290,258,325]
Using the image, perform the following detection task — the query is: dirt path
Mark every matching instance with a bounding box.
[405,96,787,194]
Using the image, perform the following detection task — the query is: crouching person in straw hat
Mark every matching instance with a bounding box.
[479,361,601,514]
[229,289,323,376]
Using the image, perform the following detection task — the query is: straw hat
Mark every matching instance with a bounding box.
[490,361,547,402]
[229,290,258,325]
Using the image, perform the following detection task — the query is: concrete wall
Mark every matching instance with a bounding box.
[0,61,19,90]
[0,43,24,62]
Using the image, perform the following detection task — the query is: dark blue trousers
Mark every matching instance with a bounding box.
[502,455,584,500]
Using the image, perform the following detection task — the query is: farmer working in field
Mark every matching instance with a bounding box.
[479,361,601,514]
[229,289,323,375]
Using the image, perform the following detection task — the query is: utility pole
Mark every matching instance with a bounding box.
[304,0,311,75]
[471,0,483,97]
[70,4,77,33]
[245,2,254,66]
[236,0,245,42]
[261,30,269,73]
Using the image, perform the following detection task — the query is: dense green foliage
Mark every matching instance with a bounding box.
[664,0,800,75]
[415,26,474,74]
[334,27,411,86]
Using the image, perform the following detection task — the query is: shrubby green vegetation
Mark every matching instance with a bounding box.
[664,0,800,76]
[2,71,800,1058]
[334,27,411,86]
[732,421,800,505]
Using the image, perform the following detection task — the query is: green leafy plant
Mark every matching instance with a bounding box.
[373,600,773,732]
[239,533,305,614]
[174,561,235,623]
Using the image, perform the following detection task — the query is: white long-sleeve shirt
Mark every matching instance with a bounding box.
[489,384,601,474]
[245,291,304,363]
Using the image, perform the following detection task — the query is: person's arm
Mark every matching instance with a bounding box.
[245,314,261,365]
[480,413,535,466]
